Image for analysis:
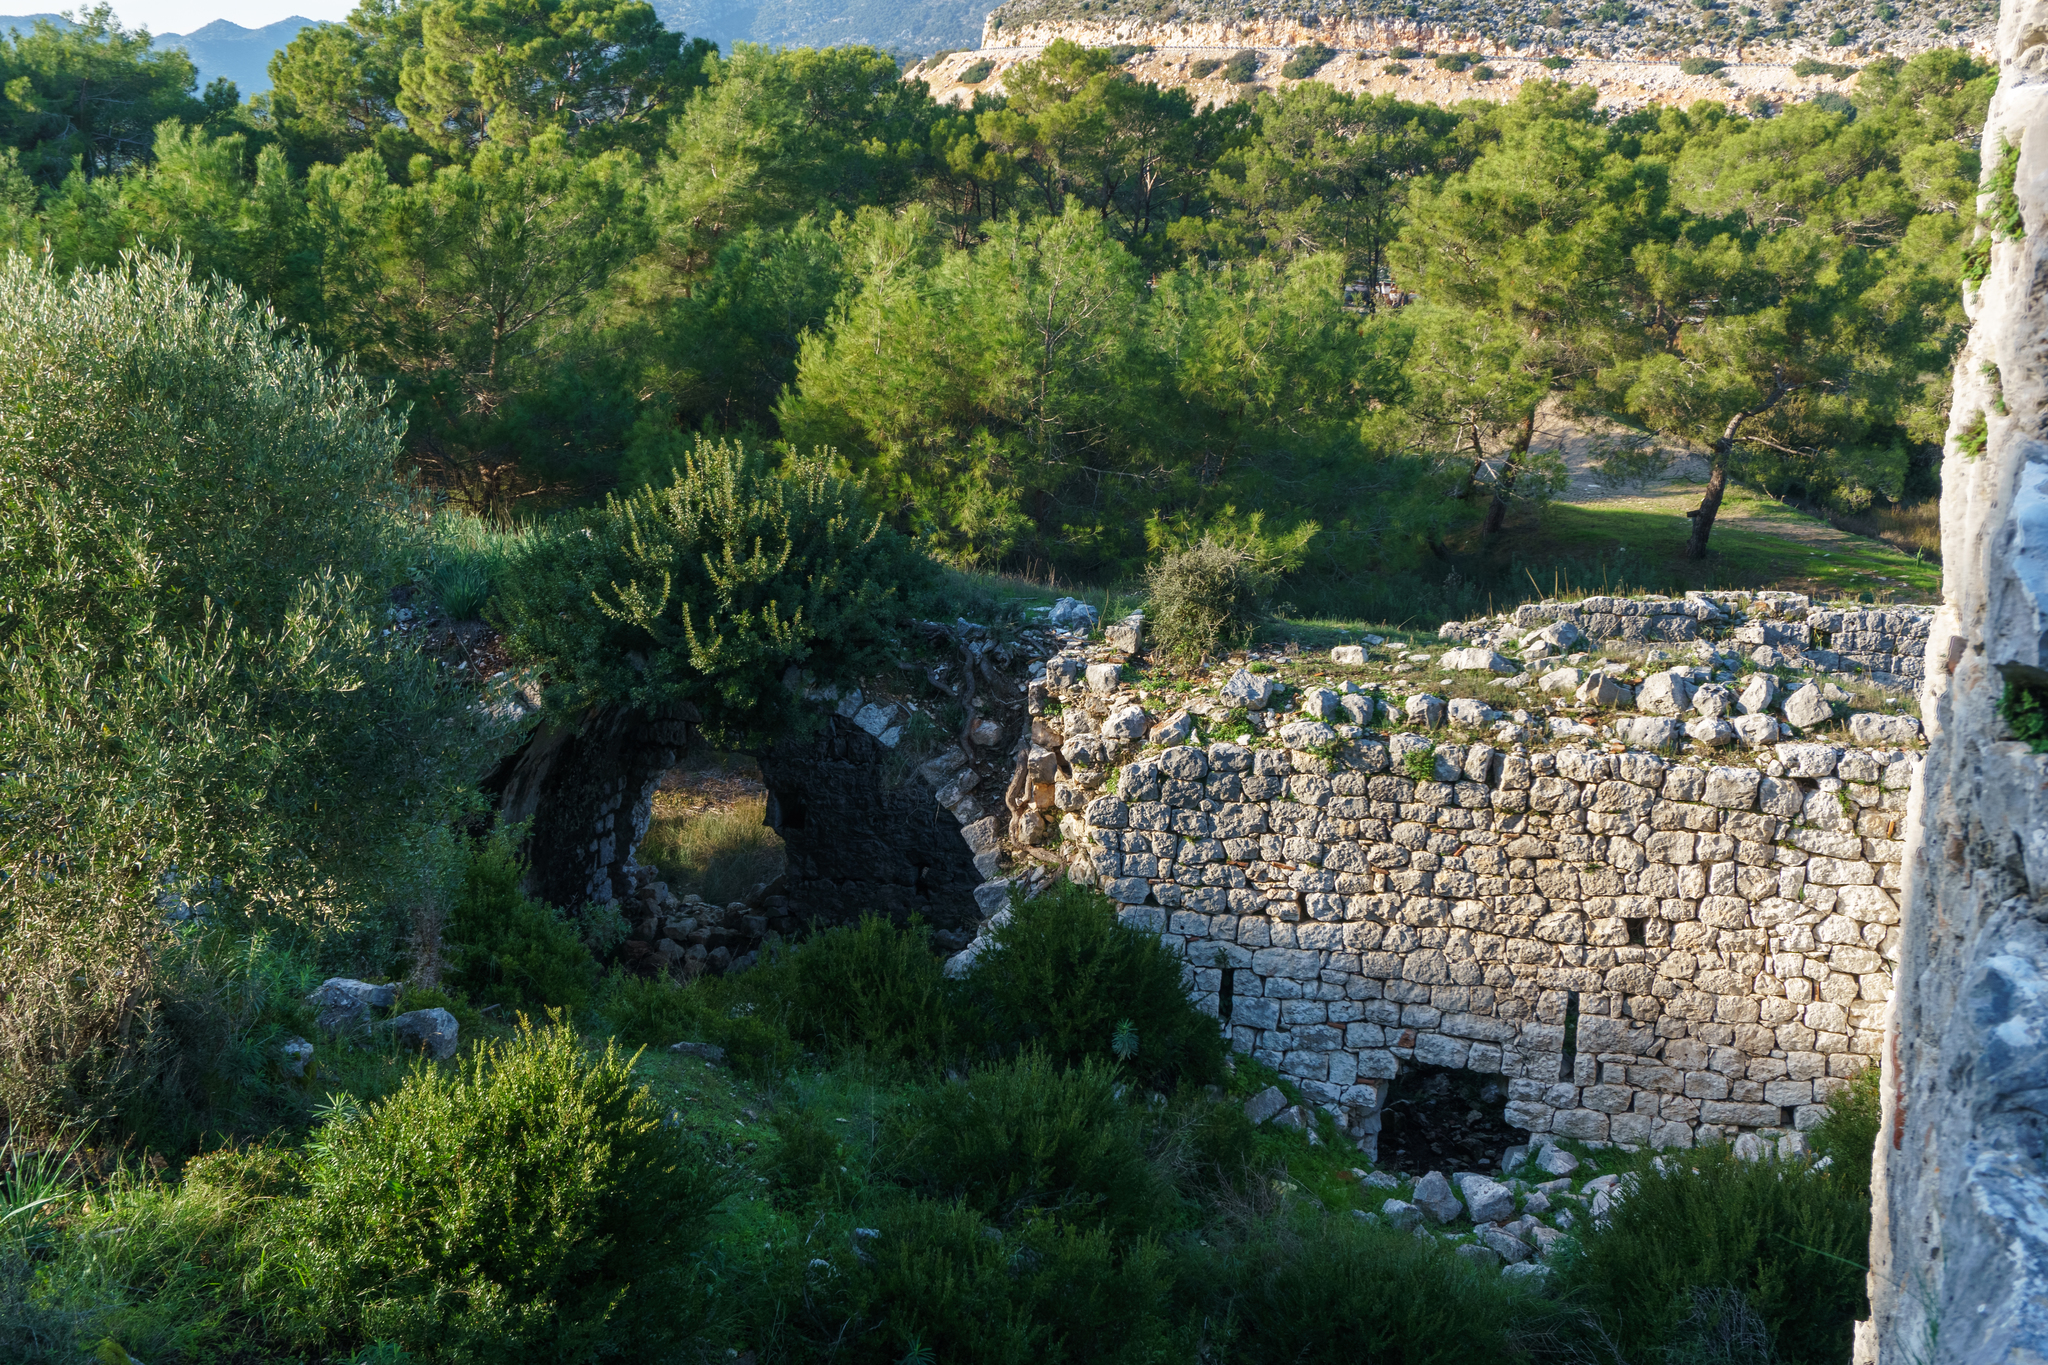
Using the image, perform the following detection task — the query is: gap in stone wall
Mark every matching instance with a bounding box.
[1375,1064,1520,1175]
[638,754,788,906]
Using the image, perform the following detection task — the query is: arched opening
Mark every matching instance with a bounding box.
[1374,1062,1522,1175]
[639,754,787,905]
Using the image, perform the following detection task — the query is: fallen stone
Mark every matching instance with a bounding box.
[1448,697,1498,728]
[1148,711,1195,746]
[1381,1199,1424,1231]
[1456,1243,1503,1270]
[1479,1225,1533,1263]
[1271,1104,1314,1132]
[1686,716,1736,748]
[1535,1145,1580,1177]
[386,1007,458,1060]
[1635,672,1695,716]
[1732,712,1784,748]
[1412,1170,1464,1224]
[1405,694,1447,728]
[1849,712,1923,745]
[1502,1261,1553,1283]
[1330,645,1367,665]
[1548,716,1599,738]
[1539,667,1586,694]
[1692,682,1735,717]
[1500,1144,1531,1174]
[1245,1086,1290,1125]
[1442,647,1518,674]
[1737,673,1778,715]
[1525,620,1586,651]
[1457,1175,1517,1223]
[1732,1132,1769,1161]
[1340,693,1379,726]
[1363,1170,1401,1189]
[852,702,899,741]
[669,1040,727,1063]
[974,879,1016,914]
[1301,687,1344,721]
[1045,597,1100,632]
[1105,612,1144,655]
[1782,682,1834,730]
[1102,706,1149,741]
[307,978,399,1033]
[1528,1225,1569,1258]
[1575,674,1631,708]
[1220,669,1278,709]
[279,1036,314,1078]
[1613,716,1684,748]
[1085,662,1122,693]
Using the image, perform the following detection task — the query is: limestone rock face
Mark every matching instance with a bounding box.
[1869,27,2048,1363]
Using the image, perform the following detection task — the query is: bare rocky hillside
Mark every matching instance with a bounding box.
[914,0,1990,110]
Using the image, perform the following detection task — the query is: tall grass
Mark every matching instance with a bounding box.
[639,794,785,905]
[1828,499,1941,561]
[419,509,541,622]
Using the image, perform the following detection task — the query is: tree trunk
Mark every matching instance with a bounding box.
[1686,410,1748,560]
[1482,408,1538,537]
[1456,426,1485,500]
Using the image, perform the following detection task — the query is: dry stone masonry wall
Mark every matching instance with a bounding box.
[989,629,1926,1160]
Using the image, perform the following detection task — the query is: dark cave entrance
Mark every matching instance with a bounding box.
[1373,1063,1522,1175]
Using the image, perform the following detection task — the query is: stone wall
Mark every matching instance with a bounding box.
[1021,660,1920,1157]
[1866,5,2048,1360]
[1446,591,1936,689]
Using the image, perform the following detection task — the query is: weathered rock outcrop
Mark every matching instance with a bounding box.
[1867,9,2048,1361]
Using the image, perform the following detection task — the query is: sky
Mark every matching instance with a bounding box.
[90,0,348,33]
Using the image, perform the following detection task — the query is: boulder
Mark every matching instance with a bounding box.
[386,1007,459,1061]
[1535,1145,1579,1177]
[1540,667,1586,694]
[1302,687,1344,721]
[1524,620,1586,651]
[1339,694,1379,726]
[1479,1225,1534,1263]
[1737,673,1778,716]
[1457,1174,1517,1223]
[1381,1199,1424,1231]
[1849,712,1924,745]
[1085,662,1123,693]
[1782,682,1834,730]
[1692,682,1735,717]
[307,978,399,1033]
[1045,597,1100,632]
[1105,612,1144,655]
[1330,644,1367,665]
[1220,669,1279,709]
[1412,1170,1465,1224]
[1613,716,1684,749]
[1245,1086,1290,1125]
[1502,1262,1553,1283]
[1149,711,1195,746]
[1635,672,1695,716]
[1448,697,1499,728]
[1732,712,1783,748]
[1101,706,1149,741]
[1686,716,1736,748]
[1575,674,1632,708]
[1405,694,1447,728]
[1442,647,1518,674]
[1456,1243,1503,1270]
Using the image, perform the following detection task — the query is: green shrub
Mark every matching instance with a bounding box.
[1145,538,1269,669]
[1390,45,1421,57]
[1473,64,1497,80]
[816,1197,1179,1364]
[1222,49,1260,82]
[882,1053,1167,1234]
[1793,56,1857,77]
[1190,57,1222,77]
[1557,1146,1871,1365]
[495,436,937,747]
[1539,54,1574,68]
[592,970,799,1074]
[963,880,1227,1090]
[959,57,995,83]
[428,558,493,622]
[1106,43,1153,62]
[1432,52,1473,71]
[1281,42,1335,79]
[1680,57,1727,74]
[1402,743,1438,782]
[1827,25,1850,45]
[1382,61,1410,74]
[2001,679,2048,752]
[784,916,956,1064]
[443,833,597,1013]
[270,1019,720,1362]
[1197,1209,1546,1363]
[1809,1065,1881,1194]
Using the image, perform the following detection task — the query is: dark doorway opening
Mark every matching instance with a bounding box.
[1374,1064,1520,1175]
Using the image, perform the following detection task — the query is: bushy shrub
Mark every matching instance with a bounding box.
[1432,52,1473,71]
[494,436,937,747]
[1222,49,1260,82]
[1680,56,1728,75]
[963,880,1227,1089]
[1809,1064,1881,1194]
[959,57,995,83]
[270,1019,720,1362]
[1190,56,1222,78]
[818,1198,1179,1364]
[1539,54,1574,68]
[443,833,597,1013]
[1144,538,1269,669]
[784,916,955,1064]
[592,969,799,1074]
[0,252,483,1135]
[1281,42,1335,79]
[1793,56,1859,77]
[1195,1209,1545,1363]
[1557,1146,1871,1365]
[882,1053,1167,1235]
